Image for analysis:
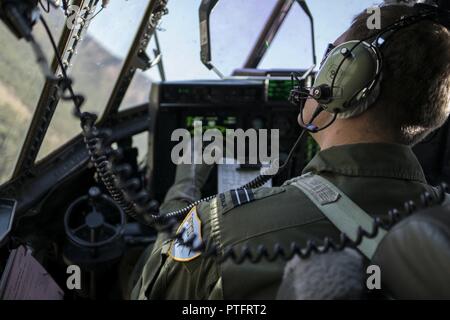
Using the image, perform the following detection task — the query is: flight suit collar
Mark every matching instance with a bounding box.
[303,143,427,183]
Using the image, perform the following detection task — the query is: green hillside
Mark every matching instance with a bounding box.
[0,14,151,184]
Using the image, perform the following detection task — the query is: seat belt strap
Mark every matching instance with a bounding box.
[290,172,387,259]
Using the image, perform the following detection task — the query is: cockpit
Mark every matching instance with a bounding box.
[0,0,449,301]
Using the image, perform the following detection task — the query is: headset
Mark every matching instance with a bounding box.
[290,3,450,133]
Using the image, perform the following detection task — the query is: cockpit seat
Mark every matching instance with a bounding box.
[372,202,450,299]
[277,202,450,300]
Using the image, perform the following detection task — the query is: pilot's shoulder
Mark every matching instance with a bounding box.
[197,182,318,220]
[192,183,326,251]
[203,186,286,216]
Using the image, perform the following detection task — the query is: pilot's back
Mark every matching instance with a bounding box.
[133,143,435,300]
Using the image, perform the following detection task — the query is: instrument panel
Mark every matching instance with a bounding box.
[147,77,318,202]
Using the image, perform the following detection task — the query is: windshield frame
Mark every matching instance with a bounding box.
[10,0,164,180]
[100,0,168,119]
[199,0,317,76]
[11,0,99,178]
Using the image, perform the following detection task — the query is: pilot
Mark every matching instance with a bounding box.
[131,5,450,299]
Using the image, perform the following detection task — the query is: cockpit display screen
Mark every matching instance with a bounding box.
[185,115,238,133]
[266,79,293,102]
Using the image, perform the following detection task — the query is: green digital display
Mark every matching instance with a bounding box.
[185,116,237,134]
[177,88,192,94]
[267,79,293,102]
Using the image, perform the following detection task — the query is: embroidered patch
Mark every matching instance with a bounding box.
[294,173,340,205]
[170,207,203,262]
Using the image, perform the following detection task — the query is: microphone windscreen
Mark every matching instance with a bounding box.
[277,248,365,300]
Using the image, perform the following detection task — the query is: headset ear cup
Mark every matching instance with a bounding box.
[311,41,381,116]
[337,72,383,119]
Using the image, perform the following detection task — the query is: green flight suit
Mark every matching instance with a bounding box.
[132,143,437,300]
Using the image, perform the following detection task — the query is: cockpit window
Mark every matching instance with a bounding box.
[258,3,314,69]
[120,36,163,111]
[120,0,382,111]
[209,0,280,76]
[119,0,282,110]
[0,9,65,185]
[120,0,221,111]
[37,0,150,161]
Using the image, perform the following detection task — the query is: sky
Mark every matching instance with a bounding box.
[87,0,383,80]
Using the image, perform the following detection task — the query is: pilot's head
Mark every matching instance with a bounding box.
[302,5,450,149]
